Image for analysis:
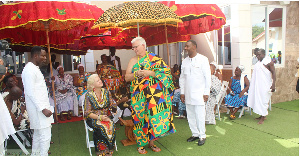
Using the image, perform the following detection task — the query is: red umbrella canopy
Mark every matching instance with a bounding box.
[80,24,190,50]
[122,25,190,47]
[79,28,133,50]
[0,1,104,55]
[0,1,101,31]
[158,1,226,34]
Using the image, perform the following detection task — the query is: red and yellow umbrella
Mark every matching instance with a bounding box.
[0,1,104,122]
[92,1,188,65]
[0,2,103,55]
[158,2,226,34]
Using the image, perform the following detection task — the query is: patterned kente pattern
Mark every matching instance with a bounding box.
[130,52,175,147]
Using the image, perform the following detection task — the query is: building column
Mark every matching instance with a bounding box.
[230,4,253,79]
[85,50,95,73]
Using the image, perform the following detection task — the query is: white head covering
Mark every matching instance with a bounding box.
[237,65,246,92]
[210,61,217,69]
[77,64,84,69]
[238,65,245,73]
[57,65,63,70]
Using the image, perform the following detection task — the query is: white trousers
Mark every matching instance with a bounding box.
[31,126,51,156]
[186,104,206,139]
[0,142,4,156]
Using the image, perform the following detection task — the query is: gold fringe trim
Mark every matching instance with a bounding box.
[0,1,93,6]
[179,13,226,22]
[0,18,94,31]
[92,18,182,29]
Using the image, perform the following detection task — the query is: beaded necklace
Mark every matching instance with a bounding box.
[93,88,105,108]
[137,51,150,70]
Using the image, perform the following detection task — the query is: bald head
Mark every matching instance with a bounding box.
[9,86,23,101]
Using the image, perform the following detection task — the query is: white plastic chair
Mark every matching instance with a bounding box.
[82,101,118,156]
[215,81,229,121]
[234,92,272,118]
[4,129,31,155]
[82,102,94,156]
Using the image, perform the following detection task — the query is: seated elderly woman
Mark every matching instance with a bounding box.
[51,66,77,121]
[73,64,91,107]
[225,65,250,120]
[205,62,222,125]
[84,74,118,156]
[3,86,30,130]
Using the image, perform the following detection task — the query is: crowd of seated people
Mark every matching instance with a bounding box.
[1,73,32,144]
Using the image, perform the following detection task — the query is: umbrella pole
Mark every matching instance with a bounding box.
[46,29,58,123]
[137,22,140,37]
[165,23,171,66]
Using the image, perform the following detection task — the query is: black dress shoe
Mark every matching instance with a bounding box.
[187,136,199,142]
[198,138,206,146]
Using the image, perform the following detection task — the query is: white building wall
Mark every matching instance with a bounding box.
[230,4,252,79]
[191,32,216,63]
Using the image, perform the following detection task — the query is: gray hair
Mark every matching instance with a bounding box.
[131,37,147,50]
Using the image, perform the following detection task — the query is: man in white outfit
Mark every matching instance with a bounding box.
[247,48,276,125]
[109,47,122,75]
[179,40,211,146]
[22,46,54,156]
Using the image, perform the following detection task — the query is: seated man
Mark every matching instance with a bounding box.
[97,54,123,93]
[97,54,121,79]
[3,86,30,131]
[51,66,77,121]
[1,74,17,93]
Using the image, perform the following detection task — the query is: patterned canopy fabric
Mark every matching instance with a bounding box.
[158,1,226,34]
[92,1,182,29]
[80,25,190,50]
[0,1,101,31]
[0,1,104,55]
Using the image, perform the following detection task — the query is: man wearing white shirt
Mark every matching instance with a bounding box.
[109,47,122,75]
[179,40,211,146]
[22,46,54,156]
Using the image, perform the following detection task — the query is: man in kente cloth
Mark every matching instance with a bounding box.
[125,37,175,154]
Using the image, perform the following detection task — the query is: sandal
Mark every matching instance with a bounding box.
[149,145,161,152]
[230,115,236,120]
[60,116,65,121]
[137,147,147,154]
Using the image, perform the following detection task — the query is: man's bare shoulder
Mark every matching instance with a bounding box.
[129,56,138,62]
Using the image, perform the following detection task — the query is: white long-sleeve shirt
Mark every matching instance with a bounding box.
[22,62,54,129]
[0,94,15,145]
[179,53,211,105]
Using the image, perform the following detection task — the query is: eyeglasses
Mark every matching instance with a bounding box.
[132,44,141,50]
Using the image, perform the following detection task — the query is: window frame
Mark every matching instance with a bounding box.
[251,4,286,68]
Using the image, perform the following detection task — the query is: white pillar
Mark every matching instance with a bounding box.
[85,50,95,72]
[230,4,252,79]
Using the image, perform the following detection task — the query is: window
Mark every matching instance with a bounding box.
[63,55,83,72]
[251,5,286,66]
[218,5,231,66]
